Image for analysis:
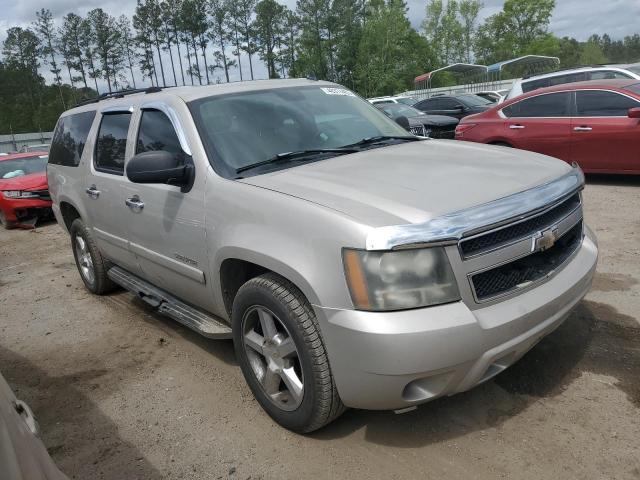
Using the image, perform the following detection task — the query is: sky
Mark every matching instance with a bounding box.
[1,0,639,88]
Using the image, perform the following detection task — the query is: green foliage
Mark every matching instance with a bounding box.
[355,0,432,97]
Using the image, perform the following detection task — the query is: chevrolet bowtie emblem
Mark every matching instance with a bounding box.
[533,227,558,252]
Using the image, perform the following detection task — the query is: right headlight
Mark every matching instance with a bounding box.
[342,247,461,311]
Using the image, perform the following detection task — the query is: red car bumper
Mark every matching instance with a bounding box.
[0,196,53,225]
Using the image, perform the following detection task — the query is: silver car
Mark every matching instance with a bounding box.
[47,79,597,432]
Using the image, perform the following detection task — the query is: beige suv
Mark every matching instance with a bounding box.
[47,79,597,432]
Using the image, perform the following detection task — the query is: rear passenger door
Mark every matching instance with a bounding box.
[124,106,210,309]
[500,92,572,162]
[85,109,141,274]
[570,89,640,172]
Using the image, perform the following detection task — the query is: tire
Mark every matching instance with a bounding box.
[0,211,15,230]
[70,218,116,295]
[232,273,345,433]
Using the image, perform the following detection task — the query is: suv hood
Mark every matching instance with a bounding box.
[409,115,458,127]
[0,172,47,191]
[239,141,571,227]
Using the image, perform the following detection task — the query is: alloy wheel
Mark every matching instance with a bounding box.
[74,235,95,286]
[241,306,304,411]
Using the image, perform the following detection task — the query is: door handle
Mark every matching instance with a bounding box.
[85,185,100,199]
[125,195,144,212]
[574,126,592,132]
[509,124,525,129]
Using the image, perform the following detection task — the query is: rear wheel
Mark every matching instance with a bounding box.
[232,273,345,433]
[70,218,116,295]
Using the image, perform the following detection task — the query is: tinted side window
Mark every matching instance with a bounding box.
[588,71,632,80]
[502,92,570,118]
[522,78,551,93]
[420,99,442,109]
[576,90,640,116]
[548,72,587,86]
[439,98,460,109]
[48,111,96,167]
[136,110,183,156]
[95,113,131,174]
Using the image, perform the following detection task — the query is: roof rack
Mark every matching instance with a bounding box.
[74,86,163,107]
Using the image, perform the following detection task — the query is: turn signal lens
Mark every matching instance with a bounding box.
[455,123,477,137]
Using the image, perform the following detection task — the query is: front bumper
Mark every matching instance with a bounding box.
[315,229,598,410]
[0,197,53,224]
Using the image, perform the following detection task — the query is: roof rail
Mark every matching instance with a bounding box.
[74,86,163,108]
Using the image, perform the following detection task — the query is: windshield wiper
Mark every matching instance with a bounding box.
[236,148,358,174]
[341,135,421,149]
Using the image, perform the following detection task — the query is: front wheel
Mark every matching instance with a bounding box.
[0,211,15,230]
[232,273,345,433]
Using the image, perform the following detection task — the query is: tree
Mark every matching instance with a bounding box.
[356,0,432,97]
[162,0,187,85]
[118,16,138,88]
[254,0,285,78]
[581,37,607,65]
[209,0,236,82]
[60,14,89,89]
[332,0,365,89]
[234,0,258,80]
[458,0,482,63]
[475,0,555,64]
[279,9,300,77]
[296,0,330,79]
[180,0,210,84]
[34,9,65,108]
[422,0,463,66]
[87,8,122,93]
[135,0,168,87]
[2,27,40,110]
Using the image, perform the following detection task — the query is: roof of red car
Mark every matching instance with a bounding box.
[0,152,48,161]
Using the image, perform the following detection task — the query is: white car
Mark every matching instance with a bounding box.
[505,63,640,100]
[368,95,418,106]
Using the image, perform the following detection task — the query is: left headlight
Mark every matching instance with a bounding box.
[1,190,38,198]
[342,247,461,311]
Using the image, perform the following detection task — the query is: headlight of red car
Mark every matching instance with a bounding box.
[1,190,39,198]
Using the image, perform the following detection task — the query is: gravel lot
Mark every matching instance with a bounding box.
[1,175,639,480]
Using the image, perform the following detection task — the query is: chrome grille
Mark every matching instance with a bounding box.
[460,193,581,258]
[409,125,425,136]
[471,221,583,301]
[457,190,584,303]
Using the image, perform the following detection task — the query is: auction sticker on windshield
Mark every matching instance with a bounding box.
[321,87,356,97]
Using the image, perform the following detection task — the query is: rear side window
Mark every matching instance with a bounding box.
[502,92,571,118]
[522,78,550,93]
[136,110,183,156]
[48,111,96,167]
[95,113,132,175]
[576,90,640,116]
[588,71,631,80]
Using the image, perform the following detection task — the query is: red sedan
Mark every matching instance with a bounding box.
[455,80,640,174]
[0,152,52,229]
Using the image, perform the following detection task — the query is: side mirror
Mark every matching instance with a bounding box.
[628,107,640,119]
[454,105,466,112]
[395,115,411,131]
[126,150,194,191]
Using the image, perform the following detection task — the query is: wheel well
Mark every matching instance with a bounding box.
[59,202,81,231]
[220,259,270,317]
[489,141,513,148]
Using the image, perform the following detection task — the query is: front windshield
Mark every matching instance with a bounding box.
[458,94,493,107]
[0,156,48,179]
[379,104,424,119]
[627,64,640,75]
[190,85,410,177]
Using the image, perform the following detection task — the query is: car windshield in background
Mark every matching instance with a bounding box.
[190,86,411,177]
[458,94,493,107]
[0,156,48,179]
[380,104,424,119]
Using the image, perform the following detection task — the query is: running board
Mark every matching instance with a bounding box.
[107,266,232,339]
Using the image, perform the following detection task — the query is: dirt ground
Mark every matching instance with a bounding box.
[1,175,639,480]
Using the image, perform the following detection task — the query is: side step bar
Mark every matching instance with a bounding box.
[107,266,232,339]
